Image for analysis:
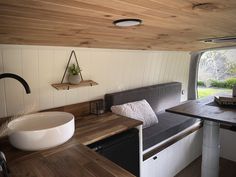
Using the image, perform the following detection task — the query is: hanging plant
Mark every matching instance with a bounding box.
[68,64,82,84]
[68,64,82,76]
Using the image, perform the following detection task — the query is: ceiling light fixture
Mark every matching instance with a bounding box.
[113,19,142,27]
[201,36,236,43]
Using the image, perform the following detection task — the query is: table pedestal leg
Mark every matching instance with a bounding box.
[201,120,220,177]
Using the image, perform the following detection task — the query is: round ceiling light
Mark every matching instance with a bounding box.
[113,19,142,27]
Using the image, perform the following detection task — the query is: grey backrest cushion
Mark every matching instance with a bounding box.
[105,82,182,114]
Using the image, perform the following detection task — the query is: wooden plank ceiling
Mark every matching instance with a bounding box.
[0,0,236,51]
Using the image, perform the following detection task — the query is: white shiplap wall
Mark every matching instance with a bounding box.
[0,45,190,118]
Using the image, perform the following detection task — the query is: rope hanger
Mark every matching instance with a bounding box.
[61,50,84,84]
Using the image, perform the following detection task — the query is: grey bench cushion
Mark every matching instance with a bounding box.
[104,82,200,151]
[143,111,200,151]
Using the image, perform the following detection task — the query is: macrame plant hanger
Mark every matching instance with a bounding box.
[61,50,84,84]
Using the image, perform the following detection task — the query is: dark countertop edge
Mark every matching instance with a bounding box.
[166,99,236,126]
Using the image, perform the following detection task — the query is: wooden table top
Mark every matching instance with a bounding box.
[0,112,142,177]
[166,97,236,126]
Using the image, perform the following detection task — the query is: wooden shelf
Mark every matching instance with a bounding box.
[51,80,98,90]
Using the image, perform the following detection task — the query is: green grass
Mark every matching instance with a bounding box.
[197,87,232,99]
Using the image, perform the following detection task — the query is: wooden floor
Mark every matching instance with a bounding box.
[175,157,236,177]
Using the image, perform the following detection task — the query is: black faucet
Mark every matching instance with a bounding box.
[0,152,9,177]
[0,73,31,94]
[0,73,31,176]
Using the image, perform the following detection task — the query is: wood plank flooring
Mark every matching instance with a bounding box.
[175,157,236,177]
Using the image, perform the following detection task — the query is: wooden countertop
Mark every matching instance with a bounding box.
[0,112,142,177]
[166,97,236,126]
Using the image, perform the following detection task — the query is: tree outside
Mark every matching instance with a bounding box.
[198,49,236,98]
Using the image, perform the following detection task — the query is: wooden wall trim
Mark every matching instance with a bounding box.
[0,99,102,127]
[42,99,103,119]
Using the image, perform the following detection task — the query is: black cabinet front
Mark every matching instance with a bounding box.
[88,129,140,177]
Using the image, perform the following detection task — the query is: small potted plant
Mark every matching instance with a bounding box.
[68,64,82,84]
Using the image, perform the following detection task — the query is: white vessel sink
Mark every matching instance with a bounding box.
[7,112,75,151]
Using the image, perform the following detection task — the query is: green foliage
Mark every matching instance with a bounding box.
[210,78,236,89]
[68,64,81,75]
[225,78,236,89]
[197,81,205,87]
[210,80,227,88]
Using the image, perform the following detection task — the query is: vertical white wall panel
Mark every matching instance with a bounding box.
[2,48,24,115]
[0,48,7,117]
[88,50,111,100]
[22,49,40,113]
[52,49,68,107]
[141,53,152,86]
[0,45,191,117]
[38,49,54,110]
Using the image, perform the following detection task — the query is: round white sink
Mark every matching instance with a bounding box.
[7,112,75,151]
